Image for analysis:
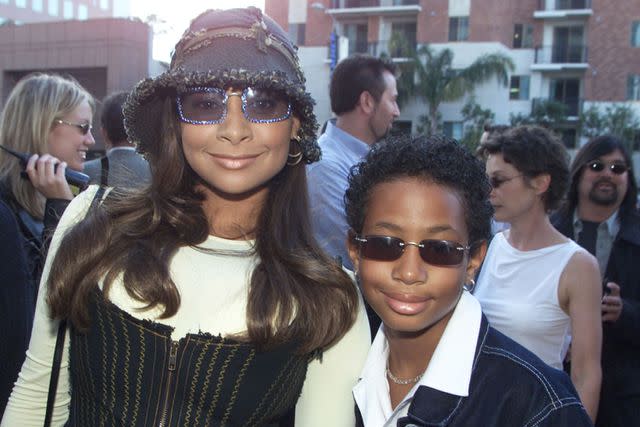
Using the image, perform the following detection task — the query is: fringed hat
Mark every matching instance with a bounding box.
[123,7,320,163]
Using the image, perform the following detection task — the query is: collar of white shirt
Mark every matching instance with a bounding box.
[353,291,482,427]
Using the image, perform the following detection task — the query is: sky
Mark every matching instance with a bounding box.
[129,0,265,62]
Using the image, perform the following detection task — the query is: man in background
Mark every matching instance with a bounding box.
[307,54,399,271]
[84,91,150,188]
[552,135,640,427]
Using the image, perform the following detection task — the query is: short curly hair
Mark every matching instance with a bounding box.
[477,125,569,212]
[345,134,493,246]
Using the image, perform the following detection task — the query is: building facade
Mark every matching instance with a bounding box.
[0,0,159,153]
[266,0,640,149]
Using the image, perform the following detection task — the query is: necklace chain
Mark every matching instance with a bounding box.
[385,367,424,385]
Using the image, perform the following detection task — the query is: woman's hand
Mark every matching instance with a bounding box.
[25,154,74,201]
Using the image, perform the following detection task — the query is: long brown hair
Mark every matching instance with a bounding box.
[47,100,358,353]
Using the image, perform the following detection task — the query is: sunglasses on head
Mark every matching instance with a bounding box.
[586,160,628,175]
[55,119,93,135]
[177,86,292,125]
[354,235,472,266]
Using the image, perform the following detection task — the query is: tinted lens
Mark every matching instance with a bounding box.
[420,240,465,266]
[78,124,91,135]
[179,90,226,123]
[244,88,291,122]
[359,236,404,261]
[610,164,628,175]
[588,161,605,172]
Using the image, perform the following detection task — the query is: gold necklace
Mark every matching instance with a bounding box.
[385,367,424,385]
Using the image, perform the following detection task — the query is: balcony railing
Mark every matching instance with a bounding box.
[331,0,420,8]
[368,38,416,58]
[537,0,592,10]
[532,97,583,117]
[534,44,588,64]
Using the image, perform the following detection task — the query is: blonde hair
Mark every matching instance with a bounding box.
[0,73,94,219]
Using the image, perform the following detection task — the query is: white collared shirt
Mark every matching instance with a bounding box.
[353,291,482,427]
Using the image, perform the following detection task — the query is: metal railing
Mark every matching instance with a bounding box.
[368,38,416,58]
[331,0,420,8]
[534,44,588,64]
[532,97,583,117]
[537,0,592,11]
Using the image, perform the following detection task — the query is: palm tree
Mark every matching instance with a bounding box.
[412,45,514,135]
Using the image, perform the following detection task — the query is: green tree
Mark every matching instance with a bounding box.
[459,97,495,152]
[411,45,514,135]
[509,99,568,128]
[580,104,640,150]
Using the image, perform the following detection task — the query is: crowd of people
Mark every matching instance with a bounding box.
[0,6,637,427]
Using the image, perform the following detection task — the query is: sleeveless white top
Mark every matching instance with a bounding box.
[474,232,583,369]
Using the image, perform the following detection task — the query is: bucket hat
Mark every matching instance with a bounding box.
[123,7,320,163]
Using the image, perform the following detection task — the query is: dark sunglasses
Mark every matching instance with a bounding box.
[586,160,628,175]
[354,235,472,266]
[489,174,523,189]
[55,119,93,135]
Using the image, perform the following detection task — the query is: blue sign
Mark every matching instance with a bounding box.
[329,31,337,72]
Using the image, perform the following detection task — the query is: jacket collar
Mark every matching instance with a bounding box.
[397,316,490,427]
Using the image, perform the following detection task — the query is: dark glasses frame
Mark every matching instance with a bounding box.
[585,160,628,175]
[489,174,523,189]
[54,119,93,135]
[353,235,472,266]
[176,86,292,125]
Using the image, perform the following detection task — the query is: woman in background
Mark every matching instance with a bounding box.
[475,125,602,421]
[0,73,94,417]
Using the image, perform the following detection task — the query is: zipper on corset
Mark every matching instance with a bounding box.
[158,340,179,427]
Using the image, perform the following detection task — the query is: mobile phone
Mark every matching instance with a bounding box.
[0,144,90,189]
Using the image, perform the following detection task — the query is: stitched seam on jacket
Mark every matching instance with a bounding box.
[524,399,584,427]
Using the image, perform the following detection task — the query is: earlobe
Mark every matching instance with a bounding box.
[289,116,302,140]
[466,240,487,282]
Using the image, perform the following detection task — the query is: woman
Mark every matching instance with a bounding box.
[474,125,602,421]
[345,134,592,426]
[1,7,369,427]
[0,73,95,417]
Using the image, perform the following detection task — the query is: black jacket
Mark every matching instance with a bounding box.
[552,209,640,426]
[355,316,592,427]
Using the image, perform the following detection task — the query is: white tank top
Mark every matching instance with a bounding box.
[474,232,583,369]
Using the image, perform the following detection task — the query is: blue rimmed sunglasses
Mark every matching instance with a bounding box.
[176,86,292,125]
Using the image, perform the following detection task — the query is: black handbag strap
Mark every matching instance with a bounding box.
[43,319,67,427]
[43,185,107,426]
[100,155,110,187]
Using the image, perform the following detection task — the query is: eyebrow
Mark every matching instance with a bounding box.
[372,221,454,234]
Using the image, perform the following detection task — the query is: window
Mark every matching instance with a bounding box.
[32,0,43,12]
[63,0,73,18]
[510,76,530,100]
[15,0,26,8]
[443,122,464,141]
[449,17,469,42]
[100,0,109,10]
[632,21,640,47]
[288,23,305,46]
[78,4,88,20]
[344,23,368,55]
[628,75,640,101]
[513,24,533,48]
[49,0,59,16]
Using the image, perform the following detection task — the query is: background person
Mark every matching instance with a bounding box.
[552,135,640,427]
[0,73,94,418]
[1,7,369,426]
[474,125,602,421]
[307,54,399,272]
[345,134,592,426]
[83,91,150,188]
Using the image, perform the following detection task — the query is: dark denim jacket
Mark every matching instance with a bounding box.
[356,316,593,427]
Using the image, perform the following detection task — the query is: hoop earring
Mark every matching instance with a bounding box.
[463,278,476,293]
[287,136,303,166]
